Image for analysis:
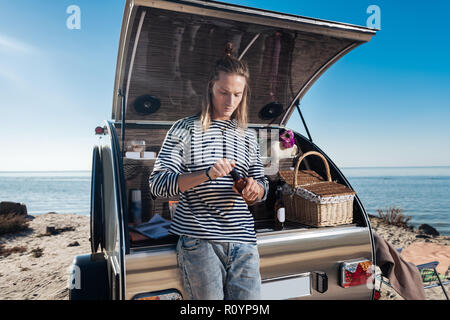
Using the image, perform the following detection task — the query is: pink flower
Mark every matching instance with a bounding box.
[280,129,295,149]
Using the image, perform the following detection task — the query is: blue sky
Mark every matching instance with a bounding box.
[0,0,449,171]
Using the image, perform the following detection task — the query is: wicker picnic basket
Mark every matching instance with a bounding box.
[279,151,355,227]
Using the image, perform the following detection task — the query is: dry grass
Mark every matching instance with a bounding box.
[0,244,27,257]
[30,247,43,258]
[0,213,30,236]
[376,206,412,229]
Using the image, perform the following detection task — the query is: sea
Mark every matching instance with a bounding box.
[0,167,449,235]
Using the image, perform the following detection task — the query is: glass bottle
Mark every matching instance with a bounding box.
[230,168,256,205]
[274,185,285,231]
[230,168,247,194]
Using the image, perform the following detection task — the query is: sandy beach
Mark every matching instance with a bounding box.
[0,213,90,300]
[369,215,450,300]
[0,212,448,300]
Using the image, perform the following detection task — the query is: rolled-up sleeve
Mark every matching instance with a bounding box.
[247,132,269,202]
[149,119,190,198]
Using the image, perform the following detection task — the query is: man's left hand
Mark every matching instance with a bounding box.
[232,177,263,203]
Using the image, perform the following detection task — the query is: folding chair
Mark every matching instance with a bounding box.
[376,248,449,300]
[415,261,449,300]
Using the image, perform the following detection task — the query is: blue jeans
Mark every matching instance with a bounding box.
[176,235,261,300]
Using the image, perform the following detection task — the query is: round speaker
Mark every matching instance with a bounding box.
[259,102,284,120]
[133,95,161,115]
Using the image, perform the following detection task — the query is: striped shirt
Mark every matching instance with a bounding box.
[149,115,268,243]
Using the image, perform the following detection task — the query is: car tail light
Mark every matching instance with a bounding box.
[340,259,373,288]
[373,290,381,300]
[95,126,105,135]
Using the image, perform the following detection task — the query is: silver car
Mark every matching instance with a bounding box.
[69,0,379,300]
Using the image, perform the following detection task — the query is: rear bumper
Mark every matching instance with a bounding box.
[258,226,373,300]
[125,226,373,300]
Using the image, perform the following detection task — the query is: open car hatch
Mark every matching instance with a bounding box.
[112,0,377,127]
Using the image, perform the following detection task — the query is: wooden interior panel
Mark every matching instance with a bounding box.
[117,7,353,125]
[116,127,169,154]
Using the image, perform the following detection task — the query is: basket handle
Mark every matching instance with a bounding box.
[293,151,332,187]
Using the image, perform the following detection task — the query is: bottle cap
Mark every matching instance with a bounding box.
[230,168,240,181]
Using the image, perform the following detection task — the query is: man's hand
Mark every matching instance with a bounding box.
[178,158,235,193]
[209,158,236,180]
[232,177,264,204]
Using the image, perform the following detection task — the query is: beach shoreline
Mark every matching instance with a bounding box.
[0,213,448,300]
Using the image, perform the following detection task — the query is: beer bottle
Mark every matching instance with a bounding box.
[230,168,256,205]
[230,168,247,194]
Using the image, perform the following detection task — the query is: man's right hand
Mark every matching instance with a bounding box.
[208,158,236,180]
[178,159,236,193]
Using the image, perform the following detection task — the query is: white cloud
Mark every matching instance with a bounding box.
[0,34,41,89]
[0,34,38,55]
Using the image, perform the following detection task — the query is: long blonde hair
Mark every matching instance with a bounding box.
[200,42,250,131]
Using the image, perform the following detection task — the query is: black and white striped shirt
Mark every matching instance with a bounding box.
[149,115,268,243]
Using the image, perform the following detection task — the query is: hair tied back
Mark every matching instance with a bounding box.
[225,41,233,57]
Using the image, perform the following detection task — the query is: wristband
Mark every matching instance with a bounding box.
[205,166,213,181]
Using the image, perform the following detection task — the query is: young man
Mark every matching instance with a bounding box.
[149,49,268,300]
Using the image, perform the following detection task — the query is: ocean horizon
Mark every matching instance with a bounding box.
[1,166,449,235]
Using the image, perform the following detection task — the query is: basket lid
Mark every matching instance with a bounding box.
[299,181,356,197]
[279,169,324,187]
